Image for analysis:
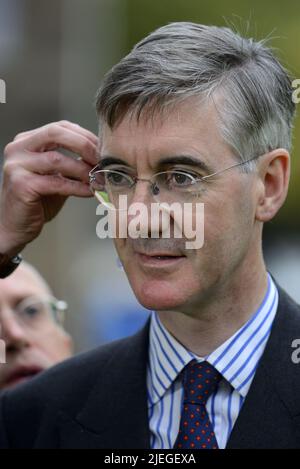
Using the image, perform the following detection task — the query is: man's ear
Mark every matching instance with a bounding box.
[255,149,290,222]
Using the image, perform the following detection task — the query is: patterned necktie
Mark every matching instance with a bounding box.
[174,360,222,450]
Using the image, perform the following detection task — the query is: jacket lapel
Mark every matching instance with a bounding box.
[227,286,300,448]
[58,320,151,449]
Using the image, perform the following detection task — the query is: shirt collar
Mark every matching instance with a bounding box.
[147,273,278,406]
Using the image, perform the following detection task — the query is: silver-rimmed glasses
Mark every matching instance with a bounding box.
[89,155,259,210]
[10,296,68,330]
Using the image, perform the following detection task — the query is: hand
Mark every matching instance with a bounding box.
[0,120,98,256]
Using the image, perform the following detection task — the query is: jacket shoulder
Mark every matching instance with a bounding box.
[0,332,144,448]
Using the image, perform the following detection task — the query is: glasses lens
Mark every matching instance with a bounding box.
[15,297,67,329]
[90,170,134,209]
[153,171,203,203]
[16,299,52,329]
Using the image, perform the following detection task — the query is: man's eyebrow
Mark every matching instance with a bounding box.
[8,293,40,309]
[98,156,130,169]
[158,155,213,174]
[98,154,213,173]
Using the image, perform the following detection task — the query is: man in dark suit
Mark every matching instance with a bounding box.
[0,22,299,448]
[1,284,300,449]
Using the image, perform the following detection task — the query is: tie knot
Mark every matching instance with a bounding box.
[182,360,221,405]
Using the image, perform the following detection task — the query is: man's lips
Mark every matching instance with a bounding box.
[134,250,186,267]
[5,366,44,388]
[134,249,185,257]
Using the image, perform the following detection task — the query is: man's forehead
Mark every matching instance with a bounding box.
[0,265,50,305]
[101,99,217,140]
[99,99,230,168]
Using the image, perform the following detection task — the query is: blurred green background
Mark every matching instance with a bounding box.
[0,0,299,351]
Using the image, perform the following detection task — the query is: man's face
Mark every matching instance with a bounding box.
[0,264,73,389]
[100,99,260,315]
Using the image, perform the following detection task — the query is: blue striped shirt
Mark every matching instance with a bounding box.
[147,273,278,449]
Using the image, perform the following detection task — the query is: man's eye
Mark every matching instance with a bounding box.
[106,172,129,186]
[167,171,196,187]
[22,305,42,317]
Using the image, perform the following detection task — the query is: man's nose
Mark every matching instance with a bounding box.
[130,179,155,205]
[127,180,153,225]
[0,311,29,352]
[126,180,170,238]
[127,178,155,236]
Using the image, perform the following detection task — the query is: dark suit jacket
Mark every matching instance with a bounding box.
[1,285,300,449]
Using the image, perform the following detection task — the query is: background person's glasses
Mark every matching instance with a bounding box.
[9,296,68,330]
[89,155,259,210]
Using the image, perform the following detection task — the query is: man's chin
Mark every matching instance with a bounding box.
[132,279,189,311]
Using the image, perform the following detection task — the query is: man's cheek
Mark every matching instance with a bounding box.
[203,215,226,251]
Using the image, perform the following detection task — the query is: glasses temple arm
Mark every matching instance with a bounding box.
[201,155,259,181]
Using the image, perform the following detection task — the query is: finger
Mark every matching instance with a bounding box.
[13,121,99,146]
[58,121,99,145]
[15,151,93,183]
[8,124,98,165]
[29,173,93,198]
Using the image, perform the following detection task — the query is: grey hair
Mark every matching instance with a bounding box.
[95,22,296,171]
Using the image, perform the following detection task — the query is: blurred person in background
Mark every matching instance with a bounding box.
[0,261,73,390]
[0,22,299,449]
